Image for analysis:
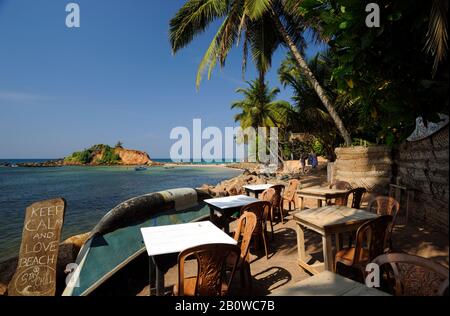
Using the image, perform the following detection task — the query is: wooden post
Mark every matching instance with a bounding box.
[8,198,66,296]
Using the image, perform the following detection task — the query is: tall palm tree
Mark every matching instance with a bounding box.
[279,52,357,159]
[169,0,352,145]
[232,79,291,162]
[231,79,291,129]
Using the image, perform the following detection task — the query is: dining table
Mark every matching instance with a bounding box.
[242,184,275,198]
[140,221,237,296]
[270,271,390,296]
[294,205,378,274]
[297,186,349,210]
[204,195,260,233]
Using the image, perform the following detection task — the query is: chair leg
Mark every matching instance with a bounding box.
[269,208,275,241]
[262,230,269,260]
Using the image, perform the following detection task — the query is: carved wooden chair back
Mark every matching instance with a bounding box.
[177,243,240,296]
[371,253,449,296]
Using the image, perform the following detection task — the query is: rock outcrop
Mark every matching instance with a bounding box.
[91,147,152,165]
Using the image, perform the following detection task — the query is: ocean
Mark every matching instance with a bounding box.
[0,161,242,262]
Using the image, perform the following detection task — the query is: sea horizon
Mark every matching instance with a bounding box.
[0,164,242,262]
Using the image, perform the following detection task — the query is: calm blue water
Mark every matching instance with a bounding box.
[0,163,242,261]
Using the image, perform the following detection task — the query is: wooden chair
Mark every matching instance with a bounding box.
[281,179,299,219]
[371,253,449,296]
[174,243,241,296]
[231,211,258,290]
[240,201,272,259]
[335,215,393,282]
[343,187,367,209]
[367,196,400,248]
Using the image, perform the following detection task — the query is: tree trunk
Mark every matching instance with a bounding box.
[271,12,352,146]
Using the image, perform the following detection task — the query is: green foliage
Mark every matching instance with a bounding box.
[64,144,122,165]
[282,138,325,160]
[97,146,121,164]
[64,151,90,164]
[231,79,292,129]
[296,0,449,145]
[169,0,307,89]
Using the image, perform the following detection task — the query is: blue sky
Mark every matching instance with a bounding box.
[0,0,326,159]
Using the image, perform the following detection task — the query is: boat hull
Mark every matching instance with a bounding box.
[62,188,212,296]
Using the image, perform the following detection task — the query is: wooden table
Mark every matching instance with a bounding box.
[204,195,260,233]
[242,184,274,198]
[297,186,349,210]
[141,221,237,296]
[270,271,390,296]
[294,205,378,274]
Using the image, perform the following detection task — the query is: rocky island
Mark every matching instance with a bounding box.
[13,144,161,167]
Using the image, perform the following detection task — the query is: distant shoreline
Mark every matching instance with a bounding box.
[0,159,250,170]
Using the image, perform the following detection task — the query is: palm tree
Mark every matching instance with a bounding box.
[231,79,291,129]
[169,0,352,145]
[278,52,357,160]
[232,79,291,162]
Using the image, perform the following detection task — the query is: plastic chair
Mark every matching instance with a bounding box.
[371,253,449,296]
[231,212,257,289]
[174,243,240,296]
[367,196,400,248]
[240,201,272,259]
[282,179,299,218]
[335,215,393,282]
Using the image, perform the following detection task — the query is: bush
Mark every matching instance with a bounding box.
[64,144,121,165]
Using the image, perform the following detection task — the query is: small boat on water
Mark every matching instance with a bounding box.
[134,166,147,171]
[62,187,212,296]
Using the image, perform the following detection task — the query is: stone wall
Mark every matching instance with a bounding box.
[333,146,393,194]
[396,125,449,233]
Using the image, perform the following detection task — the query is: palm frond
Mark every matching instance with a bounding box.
[170,0,229,53]
[424,0,448,76]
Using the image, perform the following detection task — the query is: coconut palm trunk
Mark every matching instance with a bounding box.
[270,10,352,146]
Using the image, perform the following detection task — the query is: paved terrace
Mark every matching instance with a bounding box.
[88,170,448,296]
[132,205,448,296]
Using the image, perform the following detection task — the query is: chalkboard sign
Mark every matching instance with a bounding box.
[8,198,66,296]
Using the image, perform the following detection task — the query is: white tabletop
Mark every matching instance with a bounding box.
[242,184,274,191]
[204,195,260,209]
[270,271,390,296]
[141,221,237,256]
